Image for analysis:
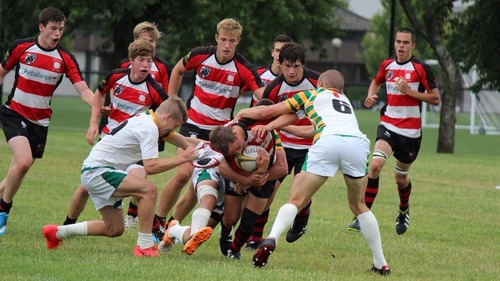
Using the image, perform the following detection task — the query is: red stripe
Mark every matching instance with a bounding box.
[188,109,228,126]
[10,100,52,121]
[16,78,56,97]
[194,88,238,109]
[381,115,421,129]
[387,94,420,107]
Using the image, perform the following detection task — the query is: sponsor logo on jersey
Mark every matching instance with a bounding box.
[20,67,57,82]
[139,94,146,103]
[387,70,394,81]
[114,86,124,96]
[199,66,211,78]
[25,54,37,64]
[53,61,61,70]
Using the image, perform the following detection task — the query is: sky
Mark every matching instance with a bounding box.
[348,0,383,19]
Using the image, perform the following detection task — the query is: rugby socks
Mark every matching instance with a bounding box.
[251,209,270,240]
[63,216,77,225]
[57,222,88,239]
[0,198,12,214]
[357,211,387,269]
[127,202,138,218]
[296,200,311,217]
[398,181,412,211]
[137,232,154,249]
[365,177,379,209]
[190,208,211,236]
[231,208,259,251]
[268,203,298,244]
[167,223,189,244]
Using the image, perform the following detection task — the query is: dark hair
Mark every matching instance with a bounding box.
[397,27,415,43]
[278,42,305,65]
[39,7,66,26]
[209,126,236,156]
[273,34,294,47]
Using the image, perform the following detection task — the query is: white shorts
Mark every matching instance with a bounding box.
[192,167,225,207]
[81,166,127,210]
[303,135,370,178]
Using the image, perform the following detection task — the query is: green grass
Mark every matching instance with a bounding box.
[1,97,499,280]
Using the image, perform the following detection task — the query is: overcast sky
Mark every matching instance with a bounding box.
[348,0,383,19]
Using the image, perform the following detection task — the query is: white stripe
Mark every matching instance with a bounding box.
[380,122,420,138]
[384,104,421,119]
[12,89,51,109]
[189,96,232,122]
[18,64,62,86]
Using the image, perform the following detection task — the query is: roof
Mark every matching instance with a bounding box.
[335,7,371,31]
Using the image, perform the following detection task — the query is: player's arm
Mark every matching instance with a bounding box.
[0,64,9,86]
[365,79,382,108]
[167,59,188,98]
[264,148,288,181]
[219,160,268,187]
[142,146,198,175]
[397,80,440,105]
[164,132,203,149]
[252,86,265,101]
[235,101,290,121]
[73,81,94,107]
[280,124,314,138]
[251,113,299,139]
[86,89,106,145]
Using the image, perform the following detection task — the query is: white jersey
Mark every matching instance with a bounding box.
[284,87,368,143]
[82,110,159,171]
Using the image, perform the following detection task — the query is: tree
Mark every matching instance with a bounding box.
[399,0,462,153]
[61,0,346,71]
[448,0,500,92]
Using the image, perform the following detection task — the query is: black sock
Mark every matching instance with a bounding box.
[0,198,12,214]
[63,215,77,225]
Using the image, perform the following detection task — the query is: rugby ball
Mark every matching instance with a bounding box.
[234,145,260,173]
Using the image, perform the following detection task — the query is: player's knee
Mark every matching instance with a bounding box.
[141,183,158,201]
[174,168,193,185]
[77,186,89,197]
[106,224,125,237]
[15,157,34,174]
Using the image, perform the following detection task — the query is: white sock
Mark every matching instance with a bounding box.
[190,208,211,236]
[268,203,298,245]
[358,211,388,268]
[137,232,154,249]
[56,222,88,239]
[168,223,190,245]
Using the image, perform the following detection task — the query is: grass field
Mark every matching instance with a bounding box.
[0,97,499,280]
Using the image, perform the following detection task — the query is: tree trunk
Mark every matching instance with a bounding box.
[431,34,463,153]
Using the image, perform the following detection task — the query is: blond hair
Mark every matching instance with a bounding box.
[133,21,161,41]
[216,18,242,37]
[128,39,155,59]
[156,96,187,122]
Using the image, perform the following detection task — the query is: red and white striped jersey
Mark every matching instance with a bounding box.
[228,119,283,173]
[97,68,168,135]
[119,56,171,90]
[182,46,264,130]
[1,38,85,126]
[374,56,438,138]
[244,65,278,107]
[263,68,320,149]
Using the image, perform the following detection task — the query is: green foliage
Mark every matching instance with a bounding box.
[448,0,500,91]
[359,0,436,78]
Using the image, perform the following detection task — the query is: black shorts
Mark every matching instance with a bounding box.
[278,147,309,182]
[0,106,48,158]
[178,122,211,141]
[376,124,421,164]
[225,179,276,199]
